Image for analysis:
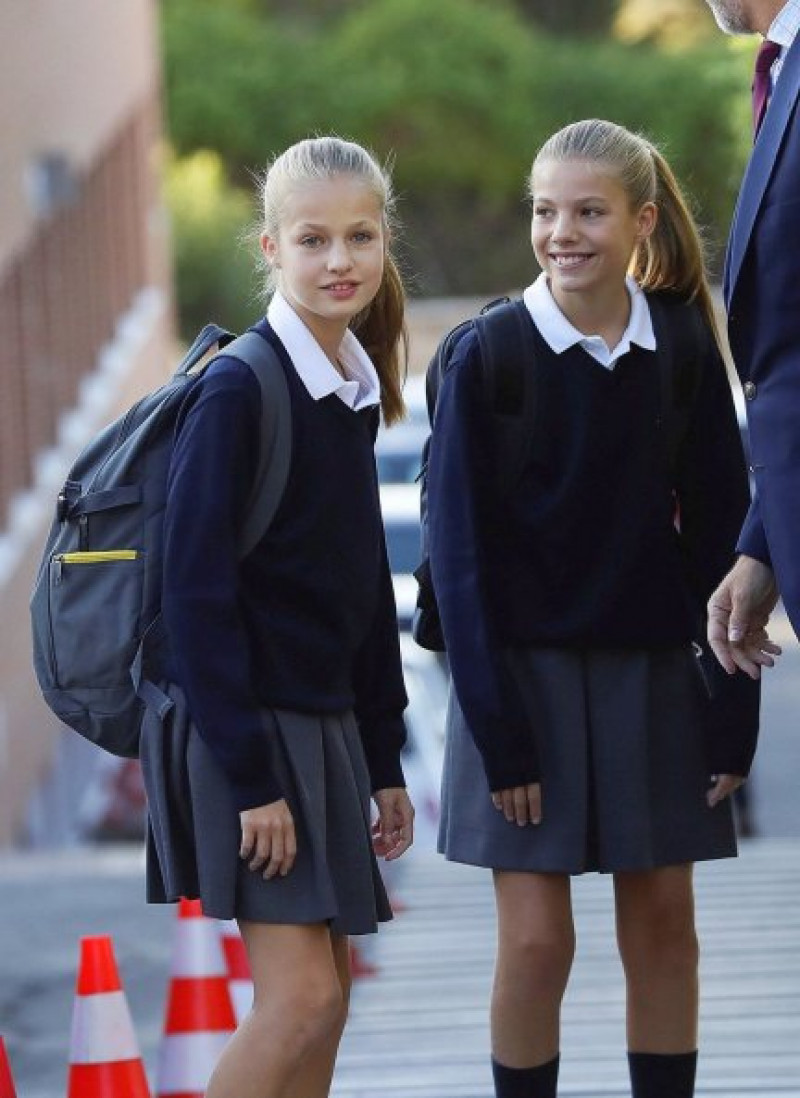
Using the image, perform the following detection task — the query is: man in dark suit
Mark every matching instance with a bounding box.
[705,0,800,677]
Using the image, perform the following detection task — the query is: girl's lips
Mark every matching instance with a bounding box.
[550,253,593,267]
[322,282,360,299]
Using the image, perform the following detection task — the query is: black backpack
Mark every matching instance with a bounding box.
[412,292,706,652]
[30,325,292,757]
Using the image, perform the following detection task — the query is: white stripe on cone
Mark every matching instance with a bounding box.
[171,921,227,977]
[230,981,254,1023]
[69,991,142,1064]
[218,920,254,1024]
[157,1032,232,1093]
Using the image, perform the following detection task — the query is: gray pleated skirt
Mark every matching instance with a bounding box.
[438,646,737,874]
[141,683,392,934]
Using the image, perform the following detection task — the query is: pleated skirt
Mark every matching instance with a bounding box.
[141,683,392,934]
[438,646,737,874]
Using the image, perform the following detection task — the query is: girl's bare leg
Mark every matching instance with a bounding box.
[614,864,699,1052]
[491,871,575,1068]
[204,922,344,1098]
[284,932,352,1098]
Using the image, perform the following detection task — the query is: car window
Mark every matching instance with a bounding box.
[384,519,421,574]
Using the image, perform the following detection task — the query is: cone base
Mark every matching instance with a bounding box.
[69,1059,150,1098]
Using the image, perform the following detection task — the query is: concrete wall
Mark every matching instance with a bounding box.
[0,0,160,267]
[0,0,174,845]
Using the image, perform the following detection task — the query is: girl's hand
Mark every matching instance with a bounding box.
[707,773,744,808]
[372,787,414,861]
[239,798,297,879]
[492,783,541,826]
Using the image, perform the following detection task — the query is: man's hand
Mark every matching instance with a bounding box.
[707,555,781,677]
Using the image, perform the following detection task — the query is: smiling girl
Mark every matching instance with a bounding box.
[145,137,414,1098]
[427,120,763,1098]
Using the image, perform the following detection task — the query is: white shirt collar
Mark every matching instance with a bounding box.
[522,273,656,370]
[768,0,800,51]
[266,291,380,409]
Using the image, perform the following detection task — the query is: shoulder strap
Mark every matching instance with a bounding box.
[648,293,706,475]
[217,331,292,558]
[172,323,236,379]
[474,298,538,485]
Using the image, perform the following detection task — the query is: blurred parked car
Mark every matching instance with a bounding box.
[398,632,449,850]
[380,482,422,630]
[375,374,428,486]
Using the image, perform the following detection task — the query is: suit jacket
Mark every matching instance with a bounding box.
[725,31,800,633]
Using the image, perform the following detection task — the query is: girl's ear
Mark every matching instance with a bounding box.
[637,201,658,241]
[260,231,279,266]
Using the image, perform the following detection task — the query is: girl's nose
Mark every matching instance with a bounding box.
[552,214,577,242]
[327,242,353,271]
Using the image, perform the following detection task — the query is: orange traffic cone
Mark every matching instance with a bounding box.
[218,919,253,1024]
[156,899,237,1097]
[349,941,378,979]
[67,936,150,1098]
[0,1037,18,1098]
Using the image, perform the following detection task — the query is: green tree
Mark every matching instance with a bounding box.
[513,0,619,36]
[165,150,259,337]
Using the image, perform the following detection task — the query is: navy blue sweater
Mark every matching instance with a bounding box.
[162,319,407,811]
[427,299,758,791]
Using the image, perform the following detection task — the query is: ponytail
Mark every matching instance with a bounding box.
[633,148,718,343]
[351,254,408,426]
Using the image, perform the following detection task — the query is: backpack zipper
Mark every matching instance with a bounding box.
[52,550,139,583]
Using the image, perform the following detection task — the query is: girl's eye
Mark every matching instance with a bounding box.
[353,231,374,244]
[300,235,322,248]
[582,207,604,218]
[533,207,553,219]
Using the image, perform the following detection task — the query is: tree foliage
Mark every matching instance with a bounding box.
[161,0,752,307]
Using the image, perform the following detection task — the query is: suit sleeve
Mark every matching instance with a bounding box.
[675,318,760,776]
[427,331,539,791]
[736,493,772,566]
[162,362,285,811]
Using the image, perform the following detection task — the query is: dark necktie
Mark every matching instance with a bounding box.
[752,38,781,137]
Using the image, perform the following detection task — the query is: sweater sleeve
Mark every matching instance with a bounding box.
[352,526,408,792]
[674,314,760,777]
[427,330,539,791]
[162,360,285,811]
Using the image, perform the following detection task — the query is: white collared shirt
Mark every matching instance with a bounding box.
[522,274,656,370]
[766,0,800,83]
[267,291,381,410]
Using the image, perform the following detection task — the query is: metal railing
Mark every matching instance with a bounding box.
[0,103,155,526]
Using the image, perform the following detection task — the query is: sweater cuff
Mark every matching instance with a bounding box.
[481,742,541,794]
[359,714,407,792]
[229,770,285,813]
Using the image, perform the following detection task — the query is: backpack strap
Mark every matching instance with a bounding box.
[647,293,706,476]
[172,323,236,378]
[220,331,293,558]
[473,298,538,486]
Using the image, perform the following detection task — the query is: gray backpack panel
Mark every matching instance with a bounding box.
[30,324,291,757]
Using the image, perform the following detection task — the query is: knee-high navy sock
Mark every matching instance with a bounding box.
[627,1051,697,1098]
[491,1055,559,1098]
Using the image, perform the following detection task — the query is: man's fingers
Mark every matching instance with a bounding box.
[707,774,743,808]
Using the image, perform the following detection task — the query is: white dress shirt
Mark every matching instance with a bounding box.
[766,0,800,83]
[522,273,656,370]
[267,291,381,409]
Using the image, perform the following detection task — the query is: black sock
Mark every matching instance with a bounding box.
[491,1055,559,1098]
[627,1051,697,1098]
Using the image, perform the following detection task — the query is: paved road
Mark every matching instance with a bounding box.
[1,625,798,1096]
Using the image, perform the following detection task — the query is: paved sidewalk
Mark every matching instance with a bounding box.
[333,841,800,1097]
